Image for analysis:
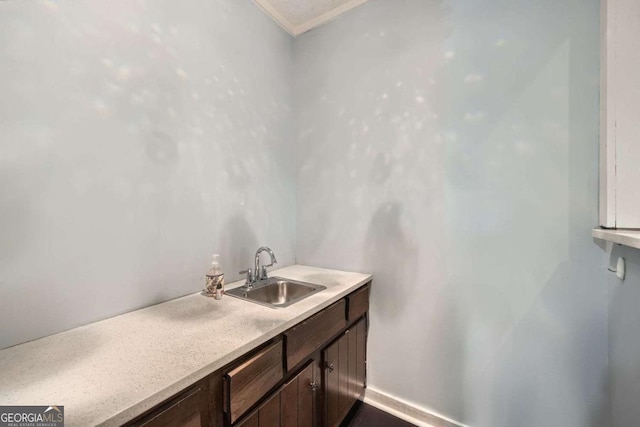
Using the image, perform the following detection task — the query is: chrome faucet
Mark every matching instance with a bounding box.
[255,246,277,281]
[239,246,277,290]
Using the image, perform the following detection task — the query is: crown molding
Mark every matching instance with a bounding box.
[293,0,369,35]
[252,0,297,36]
[253,0,370,37]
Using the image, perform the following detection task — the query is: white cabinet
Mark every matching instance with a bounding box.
[600,0,640,229]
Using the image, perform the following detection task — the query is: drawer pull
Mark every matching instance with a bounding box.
[310,380,319,391]
[327,363,335,372]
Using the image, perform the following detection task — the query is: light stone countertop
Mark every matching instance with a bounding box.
[0,265,371,426]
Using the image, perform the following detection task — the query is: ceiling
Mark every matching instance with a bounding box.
[253,0,369,36]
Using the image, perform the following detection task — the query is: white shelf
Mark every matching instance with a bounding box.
[592,228,640,250]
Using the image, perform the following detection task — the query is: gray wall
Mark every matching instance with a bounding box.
[0,1,615,425]
[0,0,295,349]
[294,0,607,426]
[609,245,640,427]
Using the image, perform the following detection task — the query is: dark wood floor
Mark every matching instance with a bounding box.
[342,402,417,427]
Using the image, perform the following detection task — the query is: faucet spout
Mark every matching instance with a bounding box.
[255,246,277,281]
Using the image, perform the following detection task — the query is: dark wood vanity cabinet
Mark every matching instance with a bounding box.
[124,282,370,427]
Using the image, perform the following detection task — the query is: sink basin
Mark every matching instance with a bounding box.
[226,277,326,308]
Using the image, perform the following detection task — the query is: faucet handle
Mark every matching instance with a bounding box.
[259,258,277,280]
[239,268,253,287]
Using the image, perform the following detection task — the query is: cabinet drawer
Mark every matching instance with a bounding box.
[285,300,346,370]
[129,383,207,427]
[347,285,370,322]
[224,340,284,424]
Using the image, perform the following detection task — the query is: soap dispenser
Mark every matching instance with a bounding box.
[205,254,224,299]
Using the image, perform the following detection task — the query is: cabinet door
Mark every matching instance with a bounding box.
[236,412,258,427]
[259,393,281,427]
[324,337,340,427]
[354,318,367,397]
[281,362,315,427]
[337,332,349,417]
[323,319,367,427]
[132,384,208,427]
[347,327,358,402]
[324,331,351,427]
[236,361,317,427]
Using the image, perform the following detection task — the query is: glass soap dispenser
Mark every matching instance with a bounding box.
[205,254,224,299]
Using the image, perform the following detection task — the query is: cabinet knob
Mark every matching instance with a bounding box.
[310,381,318,391]
[327,363,335,372]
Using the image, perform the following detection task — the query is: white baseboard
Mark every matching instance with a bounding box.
[363,387,468,427]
